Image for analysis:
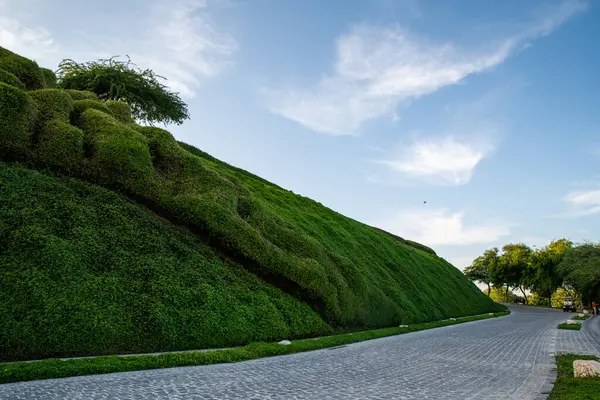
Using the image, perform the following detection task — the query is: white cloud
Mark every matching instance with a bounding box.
[0,0,236,99]
[265,0,588,134]
[0,16,59,64]
[376,134,495,186]
[563,189,600,216]
[376,208,511,246]
[136,0,238,98]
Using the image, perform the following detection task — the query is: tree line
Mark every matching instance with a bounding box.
[464,239,600,307]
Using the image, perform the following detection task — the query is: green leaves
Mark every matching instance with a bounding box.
[57,56,189,125]
[558,243,600,298]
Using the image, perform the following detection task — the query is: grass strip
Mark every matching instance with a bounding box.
[547,354,600,399]
[573,315,590,321]
[0,311,508,384]
[558,323,582,331]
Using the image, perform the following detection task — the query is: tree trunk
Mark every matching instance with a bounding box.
[548,295,552,308]
[505,284,509,302]
[519,286,528,304]
[486,283,491,297]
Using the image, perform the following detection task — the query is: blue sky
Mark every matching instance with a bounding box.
[2,0,599,271]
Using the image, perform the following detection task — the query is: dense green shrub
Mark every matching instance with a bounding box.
[0,83,37,159]
[76,109,155,195]
[27,89,74,133]
[34,120,84,173]
[0,164,330,361]
[65,89,98,101]
[0,47,45,90]
[41,68,57,88]
[70,99,112,123]
[0,68,25,90]
[106,100,134,124]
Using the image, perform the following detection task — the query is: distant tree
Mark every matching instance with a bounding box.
[499,243,533,304]
[551,287,572,308]
[529,239,571,307]
[489,286,518,303]
[464,247,498,296]
[56,56,189,125]
[558,242,600,305]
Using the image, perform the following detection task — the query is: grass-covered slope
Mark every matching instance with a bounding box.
[0,46,504,361]
[0,164,329,361]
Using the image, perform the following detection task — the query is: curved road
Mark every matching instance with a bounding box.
[1,305,599,400]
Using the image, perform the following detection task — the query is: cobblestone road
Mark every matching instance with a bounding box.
[2,305,599,400]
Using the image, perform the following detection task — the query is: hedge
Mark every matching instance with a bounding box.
[34,120,84,173]
[0,164,329,361]
[41,68,57,88]
[0,46,45,90]
[106,100,134,124]
[0,82,37,159]
[70,99,113,123]
[65,90,98,101]
[76,109,155,196]
[27,89,74,133]
[0,68,25,90]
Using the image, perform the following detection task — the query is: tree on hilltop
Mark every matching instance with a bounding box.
[56,56,189,125]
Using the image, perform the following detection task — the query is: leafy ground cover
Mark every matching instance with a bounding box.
[573,315,590,321]
[547,354,600,399]
[0,45,505,362]
[558,323,582,331]
[0,311,508,384]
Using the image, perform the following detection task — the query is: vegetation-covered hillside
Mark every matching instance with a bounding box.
[0,46,504,361]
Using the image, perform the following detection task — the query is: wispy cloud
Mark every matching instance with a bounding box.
[137,0,238,98]
[0,0,237,99]
[375,134,496,186]
[0,15,59,64]
[265,0,588,134]
[375,208,511,246]
[563,189,600,216]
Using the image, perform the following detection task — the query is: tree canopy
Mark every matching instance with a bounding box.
[56,56,189,125]
[558,243,600,301]
[464,238,600,306]
[464,247,498,296]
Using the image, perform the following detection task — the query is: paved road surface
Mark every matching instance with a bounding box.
[1,305,599,400]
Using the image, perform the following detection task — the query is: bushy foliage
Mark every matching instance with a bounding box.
[0,164,329,361]
[70,99,113,123]
[34,120,84,173]
[0,83,37,159]
[65,89,98,101]
[0,68,25,90]
[76,109,154,195]
[0,47,45,90]
[57,56,189,125]
[173,141,504,327]
[106,100,134,124]
[0,47,502,362]
[558,243,600,301]
[27,89,74,133]
[41,68,57,88]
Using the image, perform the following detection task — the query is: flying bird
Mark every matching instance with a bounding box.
[423,201,427,204]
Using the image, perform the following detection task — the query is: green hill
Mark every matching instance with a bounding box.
[0,46,504,362]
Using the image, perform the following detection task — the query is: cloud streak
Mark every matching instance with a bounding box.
[265,0,588,134]
[563,189,600,216]
[376,208,511,246]
[375,134,495,186]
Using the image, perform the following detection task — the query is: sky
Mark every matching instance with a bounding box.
[2,0,599,272]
